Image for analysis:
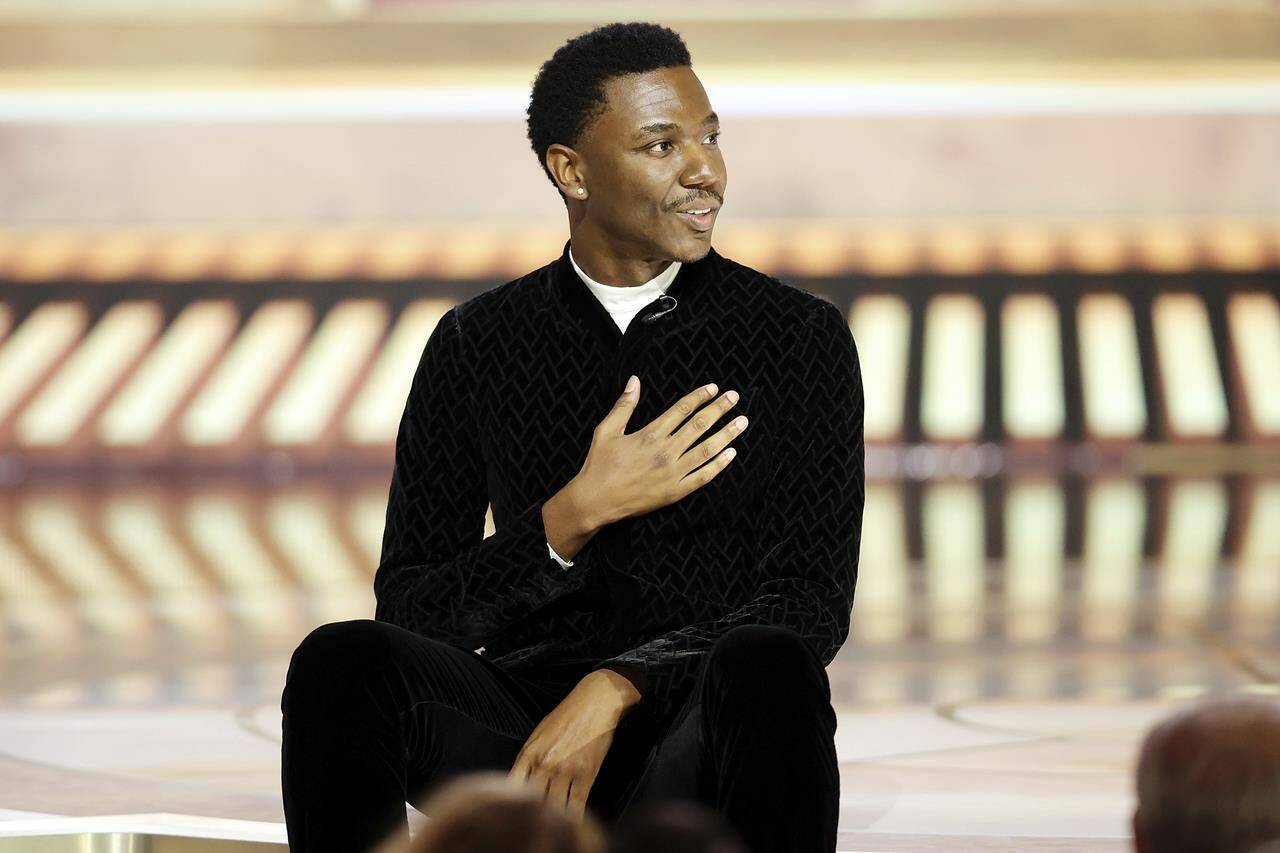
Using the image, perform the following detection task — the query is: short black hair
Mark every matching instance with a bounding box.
[526,22,692,204]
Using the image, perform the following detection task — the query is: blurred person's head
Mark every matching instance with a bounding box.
[393,771,607,853]
[526,22,726,275]
[608,799,747,853]
[1133,696,1280,853]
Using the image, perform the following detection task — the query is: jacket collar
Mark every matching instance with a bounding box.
[549,238,721,351]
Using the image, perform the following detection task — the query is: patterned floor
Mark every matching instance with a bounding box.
[0,475,1275,851]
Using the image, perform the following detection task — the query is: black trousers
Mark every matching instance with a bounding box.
[279,619,839,853]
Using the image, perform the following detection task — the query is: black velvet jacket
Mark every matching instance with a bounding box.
[374,238,864,729]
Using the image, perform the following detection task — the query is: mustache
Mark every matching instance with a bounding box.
[670,194,720,210]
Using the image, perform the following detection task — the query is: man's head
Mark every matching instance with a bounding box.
[526,22,726,267]
[1133,696,1280,853]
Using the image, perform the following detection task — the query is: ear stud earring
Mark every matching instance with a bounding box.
[577,187,585,195]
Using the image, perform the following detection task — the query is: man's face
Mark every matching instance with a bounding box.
[576,65,727,263]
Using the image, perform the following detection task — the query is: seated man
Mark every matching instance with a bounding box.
[1133,695,1280,853]
[280,20,863,853]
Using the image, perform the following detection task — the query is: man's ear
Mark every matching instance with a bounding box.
[545,144,584,198]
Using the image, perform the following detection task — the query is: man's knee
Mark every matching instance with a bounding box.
[281,618,403,714]
[706,625,825,694]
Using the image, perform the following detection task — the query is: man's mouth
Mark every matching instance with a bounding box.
[675,208,717,231]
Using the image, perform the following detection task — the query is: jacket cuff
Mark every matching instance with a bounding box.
[593,662,649,697]
[546,540,575,568]
[493,500,591,609]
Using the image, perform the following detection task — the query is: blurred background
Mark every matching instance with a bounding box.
[0,1,1277,849]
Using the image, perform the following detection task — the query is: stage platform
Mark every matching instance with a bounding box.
[0,475,1274,852]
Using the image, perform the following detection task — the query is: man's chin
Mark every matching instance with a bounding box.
[671,238,714,264]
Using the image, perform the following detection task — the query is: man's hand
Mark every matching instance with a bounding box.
[575,375,748,527]
[507,669,639,820]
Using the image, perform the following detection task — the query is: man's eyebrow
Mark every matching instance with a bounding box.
[633,111,719,140]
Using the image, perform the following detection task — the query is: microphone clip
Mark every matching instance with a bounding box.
[639,293,678,324]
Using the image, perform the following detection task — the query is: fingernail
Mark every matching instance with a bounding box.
[626,375,638,392]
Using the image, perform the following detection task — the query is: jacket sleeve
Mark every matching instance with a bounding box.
[374,306,590,649]
[586,299,864,723]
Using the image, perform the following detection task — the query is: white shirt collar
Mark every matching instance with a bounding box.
[569,245,682,310]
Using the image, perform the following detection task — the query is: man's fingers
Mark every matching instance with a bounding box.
[566,779,588,820]
[509,751,591,820]
[546,772,571,808]
[508,749,525,781]
[604,375,640,433]
[519,767,546,800]
[651,382,720,439]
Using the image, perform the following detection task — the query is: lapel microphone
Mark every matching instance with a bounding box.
[639,293,678,324]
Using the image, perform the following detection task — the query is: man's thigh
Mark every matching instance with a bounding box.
[283,619,572,802]
[613,696,704,815]
[371,629,570,802]
[579,705,669,822]
[412,671,667,822]
[403,698,531,806]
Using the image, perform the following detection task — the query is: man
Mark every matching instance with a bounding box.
[1133,696,1280,853]
[279,21,863,853]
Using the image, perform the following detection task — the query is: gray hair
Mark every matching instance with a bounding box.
[1135,696,1280,853]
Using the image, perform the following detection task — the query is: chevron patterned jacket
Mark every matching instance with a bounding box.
[374,237,865,730]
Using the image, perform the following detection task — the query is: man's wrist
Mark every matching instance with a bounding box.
[563,475,608,536]
[582,668,642,717]
[543,477,605,564]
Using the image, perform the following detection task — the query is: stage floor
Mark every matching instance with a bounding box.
[0,475,1276,852]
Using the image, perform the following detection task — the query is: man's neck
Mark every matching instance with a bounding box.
[568,230,674,287]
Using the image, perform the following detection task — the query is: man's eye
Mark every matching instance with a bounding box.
[649,133,719,153]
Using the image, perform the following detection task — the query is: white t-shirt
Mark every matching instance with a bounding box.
[546,246,683,567]
[569,244,682,334]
